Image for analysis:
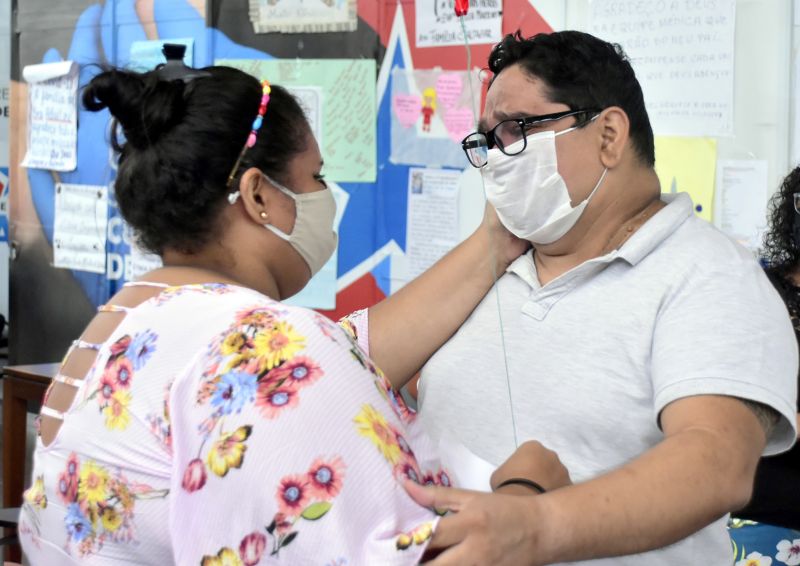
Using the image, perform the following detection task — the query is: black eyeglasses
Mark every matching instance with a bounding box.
[461,108,601,168]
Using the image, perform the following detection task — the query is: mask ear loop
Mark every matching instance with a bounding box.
[458,13,520,450]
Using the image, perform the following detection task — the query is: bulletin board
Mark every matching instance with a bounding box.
[8,0,552,363]
[9,0,794,364]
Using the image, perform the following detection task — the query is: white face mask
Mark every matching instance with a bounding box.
[228,176,338,277]
[263,176,338,276]
[482,126,607,245]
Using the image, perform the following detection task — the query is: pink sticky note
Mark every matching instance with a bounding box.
[436,73,464,109]
[443,108,474,143]
[393,94,422,128]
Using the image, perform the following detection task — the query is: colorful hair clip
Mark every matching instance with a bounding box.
[226,79,272,190]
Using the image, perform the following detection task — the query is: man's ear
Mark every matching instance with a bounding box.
[596,107,630,169]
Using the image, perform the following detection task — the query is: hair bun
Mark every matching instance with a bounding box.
[82,69,186,149]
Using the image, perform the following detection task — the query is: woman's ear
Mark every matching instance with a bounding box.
[238,167,271,224]
[596,107,630,169]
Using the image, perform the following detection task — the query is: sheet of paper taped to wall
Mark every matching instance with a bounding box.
[437,434,496,492]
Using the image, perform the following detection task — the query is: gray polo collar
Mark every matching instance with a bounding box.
[507,192,695,289]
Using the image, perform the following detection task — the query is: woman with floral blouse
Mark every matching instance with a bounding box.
[18,63,566,565]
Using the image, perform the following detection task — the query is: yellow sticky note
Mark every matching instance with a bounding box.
[654,137,717,222]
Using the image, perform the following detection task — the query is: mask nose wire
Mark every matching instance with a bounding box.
[459,15,519,449]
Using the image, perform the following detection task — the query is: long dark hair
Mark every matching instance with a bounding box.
[82,66,309,255]
[763,166,800,279]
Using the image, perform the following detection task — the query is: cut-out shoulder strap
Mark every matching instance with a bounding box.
[71,339,101,351]
[124,281,170,289]
[40,405,64,421]
[98,304,130,313]
[53,373,82,387]
[40,280,178,447]
[42,382,55,406]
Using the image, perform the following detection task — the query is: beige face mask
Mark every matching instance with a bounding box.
[261,175,338,276]
[228,176,338,276]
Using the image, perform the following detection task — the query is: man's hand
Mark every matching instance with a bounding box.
[405,481,542,566]
[491,440,571,494]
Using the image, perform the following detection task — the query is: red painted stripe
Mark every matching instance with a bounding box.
[320,273,387,321]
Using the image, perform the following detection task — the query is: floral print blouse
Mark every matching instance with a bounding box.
[20,283,445,565]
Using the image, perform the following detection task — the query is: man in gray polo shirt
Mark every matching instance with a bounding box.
[410,31,798,565]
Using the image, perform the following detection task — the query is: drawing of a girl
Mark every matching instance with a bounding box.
[421,87,437,133]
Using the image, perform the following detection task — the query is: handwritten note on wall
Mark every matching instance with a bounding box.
[219,59,376,183]
[286,86,324,146]
[54,183,109,274]
[405,167,460,279]
[589,0,736,137]
[654,136,717,222]
[249,0,357,33]
[714,160,768,251]
[21,61,79,171]
[416,0,503,48]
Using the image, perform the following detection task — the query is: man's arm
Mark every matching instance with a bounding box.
[407,394,770,566]
[739,399,780,438]
[532,394,766,562]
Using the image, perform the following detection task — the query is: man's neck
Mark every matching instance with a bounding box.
[533,169,663,286]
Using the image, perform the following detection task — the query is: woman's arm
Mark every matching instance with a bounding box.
[367,206,528,389]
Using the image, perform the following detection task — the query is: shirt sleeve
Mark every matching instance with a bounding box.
[338,308,370,355]
[651,257,799,455]
[765,271,800,412]
[168,302,439,565]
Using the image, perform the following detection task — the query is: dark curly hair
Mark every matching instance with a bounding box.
[487,30,655,167]
[762,166,800,278]
[82,66,309,255]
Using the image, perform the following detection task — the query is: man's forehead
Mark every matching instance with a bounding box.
[479,97,569,130]
[488,67,546,101]
[479,68,566,129]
